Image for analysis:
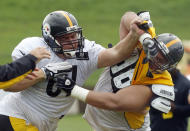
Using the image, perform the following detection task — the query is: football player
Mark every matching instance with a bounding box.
[0,47,50,89]
[0,11,145,131]
[56,12,184,131]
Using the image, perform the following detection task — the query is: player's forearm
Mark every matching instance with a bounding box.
[71,85,121,111]
[109,31,139,63]
[0,54,37,82]
[86,91,122,111]
[4,73,44,92]
[98,31,138,68]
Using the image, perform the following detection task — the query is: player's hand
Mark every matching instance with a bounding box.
[130,17,145,38]
[41,62,73,80]
[25,68,39,80]
[56,76,76,96]
[29,47,51,63]
[25,68,46,81]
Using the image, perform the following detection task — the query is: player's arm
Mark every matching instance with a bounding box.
[171,89,190,117]
[172,104,190,117]
[0,54,37,82]
[4,62,72,92]
[4,69,45,92]
[97,12,144,68]
[56,76,174,113]
[0,47,50,89]
[56,76,152,112]
[86,85,152,112]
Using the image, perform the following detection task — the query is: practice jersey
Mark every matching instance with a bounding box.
[0,37,105,131]
[84,48,174,131]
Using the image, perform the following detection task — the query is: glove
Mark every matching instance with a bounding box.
[41,62,73,80]
[137,11,153,27]
[137,11,150,21]
[139,33,158,60]
[143,38,158,60]
[137,11,156,37]
[56,76,76,96]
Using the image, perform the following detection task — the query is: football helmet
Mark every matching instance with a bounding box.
[149,33,184,72]
[42,11,88,59]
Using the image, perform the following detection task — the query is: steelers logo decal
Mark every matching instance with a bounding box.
[43,23,51,35]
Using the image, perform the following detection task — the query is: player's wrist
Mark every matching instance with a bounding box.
[38,69,47,80]
[40,68,49,79]
[139,33,152,44]
[71,85,89,102]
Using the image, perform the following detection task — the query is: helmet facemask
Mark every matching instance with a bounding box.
[148,49,170,73]
[54,26,85,59]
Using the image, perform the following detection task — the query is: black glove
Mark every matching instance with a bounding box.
[56,76,76,96]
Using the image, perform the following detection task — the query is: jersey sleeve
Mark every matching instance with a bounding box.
[12,38,34,60]
[0,54,37,89]
[0,38,39,89]
[82,40,105,74]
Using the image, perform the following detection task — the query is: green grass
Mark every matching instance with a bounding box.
[58,115,190,131]
[57,114,92,131]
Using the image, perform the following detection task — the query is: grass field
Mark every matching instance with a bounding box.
[57,114,92,131]
[57,114,190,131]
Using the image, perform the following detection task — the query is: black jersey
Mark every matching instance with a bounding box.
[0,54,37,89]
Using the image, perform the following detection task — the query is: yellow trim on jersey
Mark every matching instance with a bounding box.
[148,27,156,38]
[9,116,38,131]
[124,108,149,129]
[0,70,32,89]
[142,21,156,38]
[166,38,180,48]
[162,111,173,119]
[61,12,73,27]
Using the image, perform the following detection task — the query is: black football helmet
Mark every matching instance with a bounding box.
[149,33,184,72]
[42,11,88,59]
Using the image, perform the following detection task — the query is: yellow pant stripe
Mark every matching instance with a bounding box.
[9,117,38,131]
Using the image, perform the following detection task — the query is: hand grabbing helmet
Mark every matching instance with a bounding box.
[42,11,88,59]
[149,33,184,72]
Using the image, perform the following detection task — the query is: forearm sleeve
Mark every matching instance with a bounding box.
[0,54,37,81]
